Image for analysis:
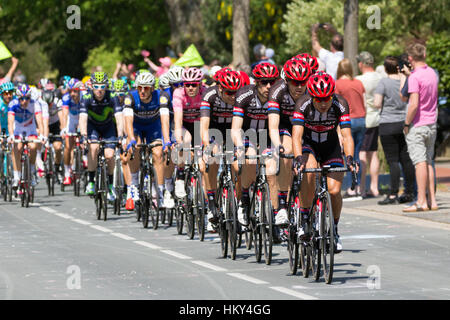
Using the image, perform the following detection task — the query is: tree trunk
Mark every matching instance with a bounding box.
[164,0,205,57]
[344,0,359,76]
[232,0,250,71]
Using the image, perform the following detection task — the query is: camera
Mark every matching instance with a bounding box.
[398,54,411,72]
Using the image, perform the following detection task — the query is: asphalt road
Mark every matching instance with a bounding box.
[0,181,449,300]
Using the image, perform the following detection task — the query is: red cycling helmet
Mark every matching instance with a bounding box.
[252,62,279,79]
[238,71,250,87]
[307,71,335,98]
[283,59,311,81]
[217,70,241,91]
[294,53,319,74]
[213,67,232,81]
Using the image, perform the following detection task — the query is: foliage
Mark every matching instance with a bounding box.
[426,32,450,102]
[281,0,450,66]
[0,0,169,79]
[201,0,290,65]
[82,45,123,77]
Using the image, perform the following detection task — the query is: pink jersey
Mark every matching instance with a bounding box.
[172,86,205,123]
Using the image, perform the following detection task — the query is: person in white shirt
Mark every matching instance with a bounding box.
[311,23,344,80]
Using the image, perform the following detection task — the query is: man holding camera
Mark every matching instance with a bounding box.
[311,23,344,80]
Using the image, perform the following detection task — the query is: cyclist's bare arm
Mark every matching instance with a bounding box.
[292,125,304,158]
[268,113,281,148]
[79,113,88,137]
[231,116,244,148]
[114,112,124,138]
[200,116,210,147]
[173,109,183,144]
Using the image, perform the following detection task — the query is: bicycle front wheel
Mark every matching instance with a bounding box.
[261,184,273,265]
[227,182,238,260]
[196,174,206,242]
[149,167,159,230]
[321,192,334,284]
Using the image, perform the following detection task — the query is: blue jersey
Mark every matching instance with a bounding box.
[123,89,170,126]
[62,93,81,117]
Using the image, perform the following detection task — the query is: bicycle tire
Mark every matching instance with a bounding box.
[149,167,159,230]
[261,184,273,265]
[287,189,299,275]
[227,182,238,260]
[176,205,184,235]
[217,187,228,258]
[321,192,335,284]
[196,174,206,242]
[186,174,195,239]
[24,155,30,208]
[306,197,320,281]
[253,188,263,263]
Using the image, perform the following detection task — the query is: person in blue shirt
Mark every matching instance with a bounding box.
[0,81,15,134]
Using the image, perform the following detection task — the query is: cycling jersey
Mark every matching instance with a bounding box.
[292,94,351,166]
[42,97,63,126]
[267,79,297,132]
[123,89,170,143]
[200,85,234,137]
[62,93,81,133]
[8,98,42,137]
[172,86,205,136]
[80,90,122,128]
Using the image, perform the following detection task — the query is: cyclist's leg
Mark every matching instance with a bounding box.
[86,123,100,193]
[275,131,293,224]
[63,136,75,182]
[12,139,22,187]
[299,146,319,238]
[199,143,220,225]
[174,127,191,198]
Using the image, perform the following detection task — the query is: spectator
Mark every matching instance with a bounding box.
[335,58,366,198]
[0,56,19,83]
[356,51,383,198]
[374,56,415,205]
[265,48,276,65]
[144,54,172,77]
[402,43,439,212]
[311,23,344,80]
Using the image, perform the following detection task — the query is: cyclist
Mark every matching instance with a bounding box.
[268,58,312,226]
[123,72,171,210]
[0,81,15,133]
[172,67,206,199]
[61,78,83,185]
[291,71,356,253]
[41,84,64,182]
[231,62,279,227]
[79,72,124,202]
[200,69,241,230]
[111,79,134,210]
[7,84,44,188]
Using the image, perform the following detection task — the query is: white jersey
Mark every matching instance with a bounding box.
[8,98,42,137]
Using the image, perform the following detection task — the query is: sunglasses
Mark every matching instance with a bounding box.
[184,82,199,88]
[313,95,333,103]
[19,97,30,101]
[290,79,308,87]
[93,84,107,90]
[137,85,152,91]
[223,90,237,96]
[172,82,183,88]
[116,92,126,96]
[259,79,276,86]
[2,90,14,95]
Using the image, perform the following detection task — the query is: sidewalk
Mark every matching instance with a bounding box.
[342,160,450,225]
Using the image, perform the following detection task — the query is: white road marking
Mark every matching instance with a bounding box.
[89,225,113,233]
[160,250,192,260]
[191,260,228,272]
[40,207,57,214]
[341,234,395,240]
[54,213,73,220]
[72,219,92,226]
[269,286,318,300]
[227,273,269,285]
[134,241,162,250]
[111,233,136,241]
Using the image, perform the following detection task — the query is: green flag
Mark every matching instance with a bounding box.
[0,41,12,61]
[174,44,205,67]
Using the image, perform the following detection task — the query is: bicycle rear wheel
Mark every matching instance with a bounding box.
[321,192,334,284]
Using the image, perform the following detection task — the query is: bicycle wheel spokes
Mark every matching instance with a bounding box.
[321,193,334,284]
[310,203,321,281]
[227,183,238,260]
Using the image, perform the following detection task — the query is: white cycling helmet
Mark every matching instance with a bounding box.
[167,66,184,84]
[135,72,155,87]
[158,73,170,89]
